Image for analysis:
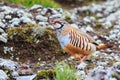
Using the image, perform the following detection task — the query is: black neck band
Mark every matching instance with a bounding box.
[56,24,64,30]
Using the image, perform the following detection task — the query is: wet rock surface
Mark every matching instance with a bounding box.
[0,0,120,80]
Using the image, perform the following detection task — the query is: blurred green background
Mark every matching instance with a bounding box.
[3,0,60,8]
[2,0,105,8]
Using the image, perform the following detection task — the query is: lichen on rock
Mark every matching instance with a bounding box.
[35,69,55,80]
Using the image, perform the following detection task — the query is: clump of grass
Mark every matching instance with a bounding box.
[54,61,76,80]
[3,0,60,8]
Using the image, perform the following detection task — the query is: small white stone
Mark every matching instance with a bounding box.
[0,28,4,33]
[0,35,7,43]
[5,15,11,19]
[17,10,25,17]
[38,22,48,27]
[97,61,108,66]
[16,57,19,61]
[93,51,100,57]
[2,7,12,15]
[0,70,8,80]
[0,22,6,28]
[1,33,7,39]
[81,6,89,11]
[109,34,116,40]
[12,71,19,77]
[86,25,94,32]
[90,16,96,21]
[40,61,46,66]
[41,8,47,15]
[103,36,110,40]
[118,41,120,44]
[20,17,33,23]
[98,18,105,23]
[67,56,74,61]
[57,8,64,13]
[103,21,112,28]
[77,62,87,70]
[106,49,112,53]
[36,15,48,22]
[117,32,120,38]
[16,74,36,80]
[0,58,19,71]
[10,18,20,26]
[30,4,42,10]
[93,36,98,40]
[50,8,58,14]
[83,17,91,23]
[0,13,5,19]
[96,13,103,18]
[106,14,116,22]
[50,14,63,19]
[96,40,102,44]
[114,25,120,29]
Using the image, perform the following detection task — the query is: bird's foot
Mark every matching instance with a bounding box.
[80,55,87,62]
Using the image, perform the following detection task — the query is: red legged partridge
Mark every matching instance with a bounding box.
[51,20,107,62]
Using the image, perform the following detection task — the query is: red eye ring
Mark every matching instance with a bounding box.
[51,21,61,24]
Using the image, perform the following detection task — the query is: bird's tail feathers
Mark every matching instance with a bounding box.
[97,43,108,50]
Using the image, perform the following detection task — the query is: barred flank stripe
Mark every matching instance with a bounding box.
[69,29,91,51]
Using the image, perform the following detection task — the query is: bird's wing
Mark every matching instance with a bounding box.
[67,28,92,51]
[73,27,96,43]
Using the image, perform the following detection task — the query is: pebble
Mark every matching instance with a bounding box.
[0,58,19,71]
[0,28,4,33]
[83,17,91,23]
[0,22,6,28]
[30,4,42,10]
[10,18,20,26]
[85,25,94,32]
[77,62,87,70]
[5,15,12,19]
[15,74,36,80]
[36,15,48,22]
[0,35,7,43]
[0,70,8,80]
[96,13,103,18]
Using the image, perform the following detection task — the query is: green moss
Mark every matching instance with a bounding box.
[35,69,55,80]
[96,21,103,27]
[7,24,41,43]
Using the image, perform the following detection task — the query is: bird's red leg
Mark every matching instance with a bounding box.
[73,54,81,59]
[80,55,87,62]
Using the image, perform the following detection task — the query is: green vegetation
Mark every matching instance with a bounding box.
[35,62,76,80]
[7,24,38,43]
[35,69,55,80]
[54,61,76,80]
[3,0,60,8]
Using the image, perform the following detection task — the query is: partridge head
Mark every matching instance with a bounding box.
[51,19,107,62]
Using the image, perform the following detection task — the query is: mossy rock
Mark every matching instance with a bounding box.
[1,23,67,63]
[7,24,39,43]
[35,69,55,80]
